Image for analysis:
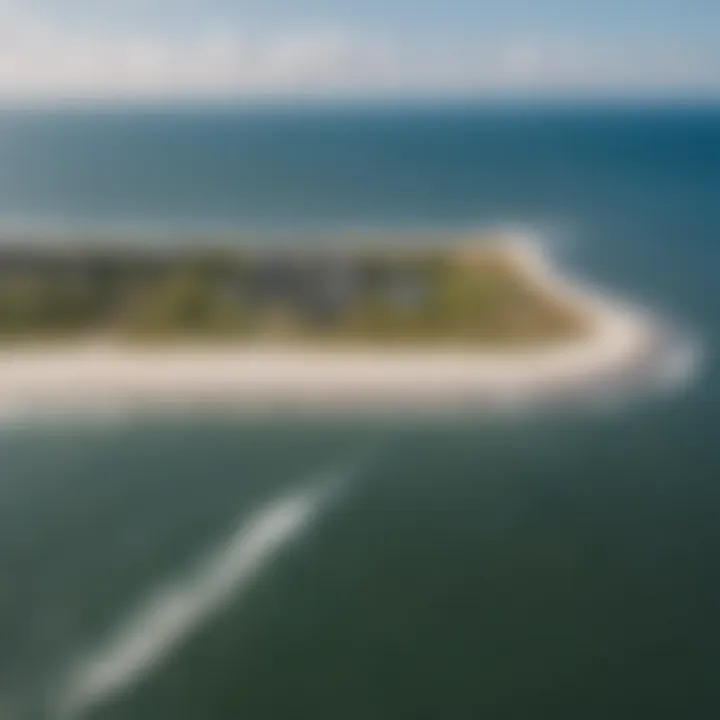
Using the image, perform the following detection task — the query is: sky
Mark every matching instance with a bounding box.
[0,0,718,102]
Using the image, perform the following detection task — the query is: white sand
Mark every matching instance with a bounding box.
[0,241,683,417]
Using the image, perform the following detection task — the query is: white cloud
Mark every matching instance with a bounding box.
[0,1,715,100]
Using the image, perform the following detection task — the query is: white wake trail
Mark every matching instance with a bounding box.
[58,468,350,719]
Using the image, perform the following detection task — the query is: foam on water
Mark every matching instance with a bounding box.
[56,467,353,719]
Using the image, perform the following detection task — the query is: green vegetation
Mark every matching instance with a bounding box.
[0,243,588,346]
[120,269,249,339]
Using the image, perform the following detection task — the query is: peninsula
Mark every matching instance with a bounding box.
[0,233,677,415]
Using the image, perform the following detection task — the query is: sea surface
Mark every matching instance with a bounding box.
[0,104,719,719]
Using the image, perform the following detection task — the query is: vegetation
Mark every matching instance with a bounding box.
[0,243,588,346]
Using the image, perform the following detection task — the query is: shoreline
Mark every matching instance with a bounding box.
[0,239,698,417]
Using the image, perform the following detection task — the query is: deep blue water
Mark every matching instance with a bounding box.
[0,105,718,719]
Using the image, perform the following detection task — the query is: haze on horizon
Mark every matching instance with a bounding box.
[0,0,717,104]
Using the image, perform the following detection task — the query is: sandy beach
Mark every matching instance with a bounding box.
[0,241,692,417]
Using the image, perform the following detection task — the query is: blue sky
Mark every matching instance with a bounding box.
[0,0,717,101]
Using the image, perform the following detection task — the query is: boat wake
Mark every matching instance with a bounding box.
[56,466,354,719]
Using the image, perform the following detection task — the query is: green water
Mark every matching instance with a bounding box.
[1,400,718,719]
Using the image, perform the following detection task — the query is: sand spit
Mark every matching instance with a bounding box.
[0,241,698,418]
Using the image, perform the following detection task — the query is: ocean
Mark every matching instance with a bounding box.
[0,104,718,719]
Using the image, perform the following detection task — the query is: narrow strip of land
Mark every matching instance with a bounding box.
[0,237,669,414]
